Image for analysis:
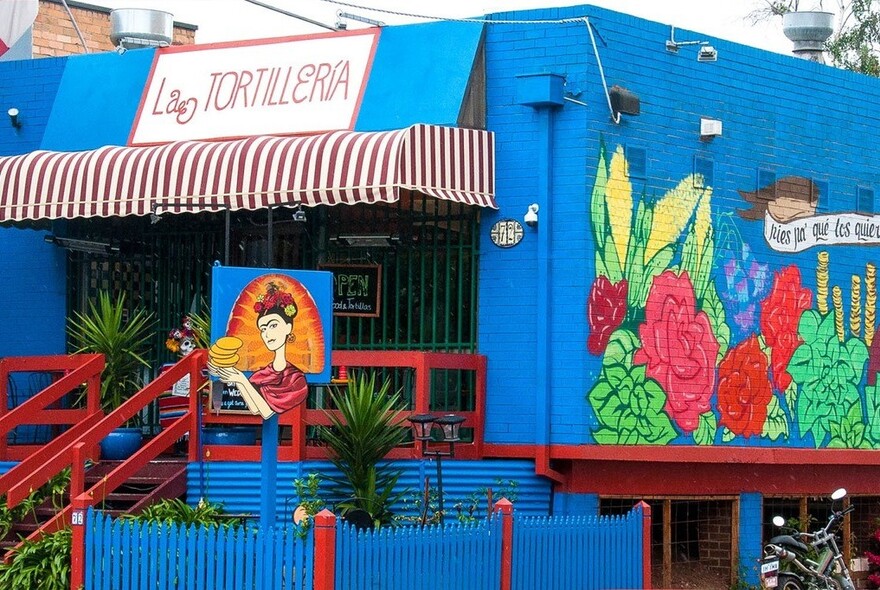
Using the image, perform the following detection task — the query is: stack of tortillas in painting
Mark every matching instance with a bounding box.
[209,336,243,368]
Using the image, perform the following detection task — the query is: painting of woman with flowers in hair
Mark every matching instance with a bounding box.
[209,272,329,419]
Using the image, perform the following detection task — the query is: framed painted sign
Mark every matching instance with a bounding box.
[319,263,382,318]
[209,266,333,417]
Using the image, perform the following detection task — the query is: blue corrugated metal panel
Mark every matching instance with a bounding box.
[0,462,15,476]
[42,49,155,151]
[356,21,483,131]
[188,459,551,518]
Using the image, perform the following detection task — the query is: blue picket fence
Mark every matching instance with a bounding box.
[83,504,645,589]
[335,517,503,590]
[83,508,313,590]
[512,507,644,590]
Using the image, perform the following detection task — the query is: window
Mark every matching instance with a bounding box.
[625,146,646,179]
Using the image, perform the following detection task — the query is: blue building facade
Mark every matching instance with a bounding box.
[5,3,880,584]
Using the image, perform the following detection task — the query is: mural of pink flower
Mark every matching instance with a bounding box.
[717,336,773,438]
[587,276,628,356]
[634,271,719,434]
[760,266,812,392]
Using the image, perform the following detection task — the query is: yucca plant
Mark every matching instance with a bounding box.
[0,528,71,590]
[123,498,232,527]
[67,291,155,419]
[320,372,408,528]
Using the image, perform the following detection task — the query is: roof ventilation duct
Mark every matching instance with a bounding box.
[110,8,173,52]
[782,11,834,63]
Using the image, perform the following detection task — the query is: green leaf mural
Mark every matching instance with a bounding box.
[762,395,789,441]
[602,328,640,368]
[788,310,868,447]
[701,285,730,363]
[588,364,677,445]
[828,403,868,449]
[865,384,880,446]
[693,412,716,446]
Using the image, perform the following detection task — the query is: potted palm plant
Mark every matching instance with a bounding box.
[67,291,155,460]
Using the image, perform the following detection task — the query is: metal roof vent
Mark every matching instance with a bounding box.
[110,8,173,52]
[782,11,834,62]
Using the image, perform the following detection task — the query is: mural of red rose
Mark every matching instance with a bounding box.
[717,336,773,438]
[587,276,628,355]
[760,266,812,392]
[634,271,719,434]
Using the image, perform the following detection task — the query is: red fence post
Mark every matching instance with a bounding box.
[69,494,89,590]
[636,500,652,590]
[494,498,513,590]
[313,509,337,590]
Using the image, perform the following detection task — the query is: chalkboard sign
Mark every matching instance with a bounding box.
[210,381,252,414]
[319,264,381,318]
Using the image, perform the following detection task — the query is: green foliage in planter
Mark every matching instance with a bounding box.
[67,291,155,420]
[0,469,71,540]
[0,528,71,590]
[123,498,233,527]
[396,478,519,526]
[320,372,408,528]
[291,473,327,538]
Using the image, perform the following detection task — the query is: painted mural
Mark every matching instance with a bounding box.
[586,142,878,449]
[209,267,334,419]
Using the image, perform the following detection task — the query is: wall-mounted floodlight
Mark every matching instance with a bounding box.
[698,45,718,62]
[7,108,20,129]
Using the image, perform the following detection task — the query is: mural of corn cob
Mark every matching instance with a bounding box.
[867,263,876,347]
[817,251,829,315]
[606,146,633,273]
[833,285,844,342]
[644,177,706,263]
[851,275,862,338]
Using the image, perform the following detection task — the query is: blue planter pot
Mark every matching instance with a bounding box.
[202,426,257,446]
[99,427,143,460]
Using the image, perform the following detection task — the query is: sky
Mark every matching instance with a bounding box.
[96,0,825,57]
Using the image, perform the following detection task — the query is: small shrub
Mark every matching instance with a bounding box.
[0,528,71,590]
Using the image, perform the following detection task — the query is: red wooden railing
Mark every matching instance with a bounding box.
[0,354,104,462]
[200,350,487,462]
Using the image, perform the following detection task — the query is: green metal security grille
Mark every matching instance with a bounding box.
[65,194,481,370]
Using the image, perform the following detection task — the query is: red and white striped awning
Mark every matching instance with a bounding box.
[0,124,496,223]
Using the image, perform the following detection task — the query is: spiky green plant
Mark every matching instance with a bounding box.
[320,372,408,528]
[0,528,71,590]
[187,308,211,350]
[67,291,155,417]
[123,498,232,527]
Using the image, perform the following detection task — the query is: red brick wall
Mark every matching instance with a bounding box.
[33,0,196,57]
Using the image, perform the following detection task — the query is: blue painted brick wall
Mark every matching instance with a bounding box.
[0,56,68,358]
[479,3,880,448]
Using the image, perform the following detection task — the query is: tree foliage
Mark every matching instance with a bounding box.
[748,0,880,76]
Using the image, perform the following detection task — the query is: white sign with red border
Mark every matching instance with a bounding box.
[129,29,379,145]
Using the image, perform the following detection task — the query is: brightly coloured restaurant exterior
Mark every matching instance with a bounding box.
[6,2,880,586]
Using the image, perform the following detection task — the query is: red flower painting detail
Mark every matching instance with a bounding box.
[634,271,719,434]
[716,336,773,438]
[760,266,812,392]
[587,276,628,355]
